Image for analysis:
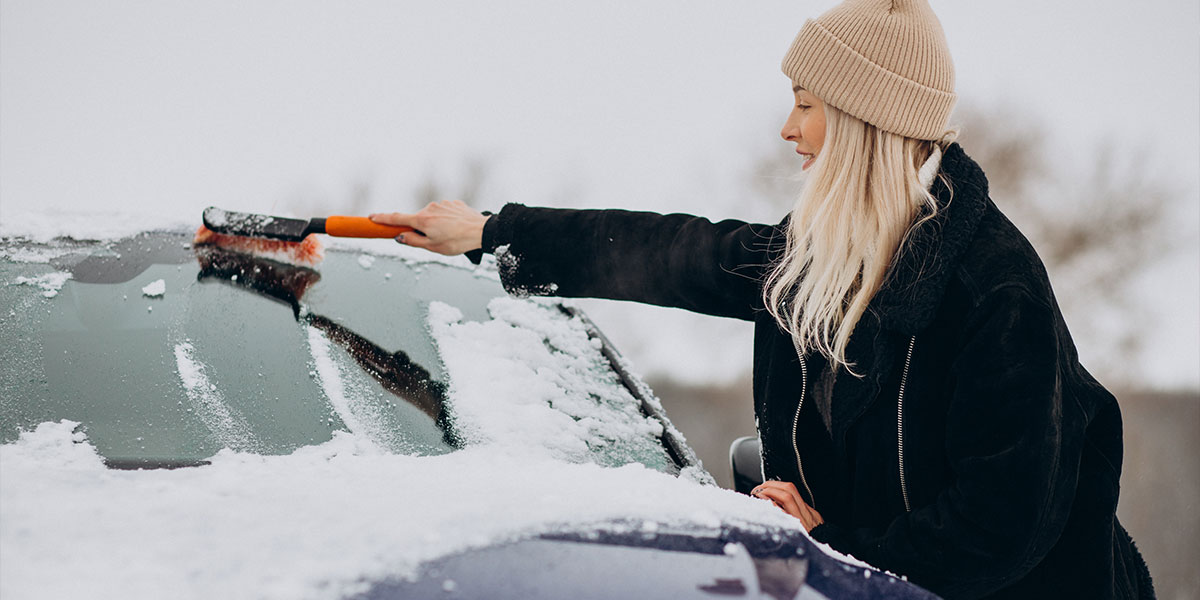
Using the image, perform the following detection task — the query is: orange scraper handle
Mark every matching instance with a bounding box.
[324,216,415,238]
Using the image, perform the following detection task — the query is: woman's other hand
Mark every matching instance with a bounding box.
[368,200,489,256]
[751,481,825,532]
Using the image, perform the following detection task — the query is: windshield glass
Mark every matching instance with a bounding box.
[0,231,675,473]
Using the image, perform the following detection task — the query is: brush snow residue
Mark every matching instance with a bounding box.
[141,278,166,297]
[304,325,402,450]
[428,298,668,467]
[13,271,71,298]
[357,254,375,269]
[172,342,259,452]
[0,420,821,600]
[306,326,369,434]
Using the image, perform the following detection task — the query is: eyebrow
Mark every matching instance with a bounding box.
[793,85,805,93]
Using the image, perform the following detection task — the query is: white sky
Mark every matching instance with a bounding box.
[2,0,1197,388]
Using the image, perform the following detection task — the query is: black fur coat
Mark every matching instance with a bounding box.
[475,143,1154,600]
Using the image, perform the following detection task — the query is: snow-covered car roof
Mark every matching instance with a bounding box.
[0,218,939,600]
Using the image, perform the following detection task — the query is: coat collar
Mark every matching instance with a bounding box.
[819,144,990,445]
[869,143,991,335]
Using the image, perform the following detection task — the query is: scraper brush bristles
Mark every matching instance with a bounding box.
[193,226,325,266]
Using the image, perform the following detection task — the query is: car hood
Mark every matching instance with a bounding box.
[0,419,938,600]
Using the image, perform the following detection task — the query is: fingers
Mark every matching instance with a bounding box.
[370,201,489,256]
[368,212,418,228]
[752,487,803,519]
[751,481,824,532]
[369,200,466,225]
[394,231,431,249]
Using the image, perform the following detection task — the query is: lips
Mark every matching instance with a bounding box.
[796,148,816,171]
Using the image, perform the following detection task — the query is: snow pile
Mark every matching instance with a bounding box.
[356,254,375,269]
[0,420,811,600]
[141,278,166,297]
[429,298,667,467]
[12,271,71,298]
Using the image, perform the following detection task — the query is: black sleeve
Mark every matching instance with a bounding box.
[479,203,785,321]
[810,286,1081,600]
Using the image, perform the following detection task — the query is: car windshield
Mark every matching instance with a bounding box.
[0,231,677,473]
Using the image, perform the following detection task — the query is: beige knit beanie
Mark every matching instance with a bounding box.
[781,0,956,141]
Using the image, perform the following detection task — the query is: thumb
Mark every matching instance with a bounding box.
[369,212,418,228]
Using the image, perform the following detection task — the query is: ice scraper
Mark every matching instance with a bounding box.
[194,206,415,266]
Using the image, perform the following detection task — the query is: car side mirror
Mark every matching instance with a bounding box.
[729,436,764,495]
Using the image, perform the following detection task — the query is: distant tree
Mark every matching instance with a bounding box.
[414,157,490,209]
[953,105,1186,386]
[278,173,374,217]
[278,158,491,217]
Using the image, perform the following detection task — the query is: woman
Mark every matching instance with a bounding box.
[369,1,1155,598]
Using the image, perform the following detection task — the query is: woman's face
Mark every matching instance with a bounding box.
[780,86,826,171]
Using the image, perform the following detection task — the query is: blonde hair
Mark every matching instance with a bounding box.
[763,104,941,374]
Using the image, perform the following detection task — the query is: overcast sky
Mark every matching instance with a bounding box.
[2,0,1197,387]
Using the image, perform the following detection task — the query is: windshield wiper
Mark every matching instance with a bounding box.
[194,244,460,448]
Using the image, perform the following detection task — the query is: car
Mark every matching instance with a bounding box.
[0,221,940,599]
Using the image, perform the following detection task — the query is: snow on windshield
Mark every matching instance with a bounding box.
[0,291,879,599]
[429,297,670,469]
[12,271,71,298]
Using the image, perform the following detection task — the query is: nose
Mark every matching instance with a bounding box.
[781,114,799,142]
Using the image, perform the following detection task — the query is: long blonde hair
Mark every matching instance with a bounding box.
[763,104,941,373]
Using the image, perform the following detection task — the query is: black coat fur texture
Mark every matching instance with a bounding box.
[477,143,1154,600]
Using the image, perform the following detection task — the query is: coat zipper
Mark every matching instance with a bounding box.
[790,347,816,506]
[790,334,917,513]
[897,335,917,513]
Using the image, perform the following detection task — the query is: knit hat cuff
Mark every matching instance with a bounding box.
[782,20,957,141]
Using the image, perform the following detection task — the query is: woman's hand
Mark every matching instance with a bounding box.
[751,481,825,532]
[368,200,490,256]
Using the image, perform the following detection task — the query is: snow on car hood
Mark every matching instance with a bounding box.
[2,421,814,600]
